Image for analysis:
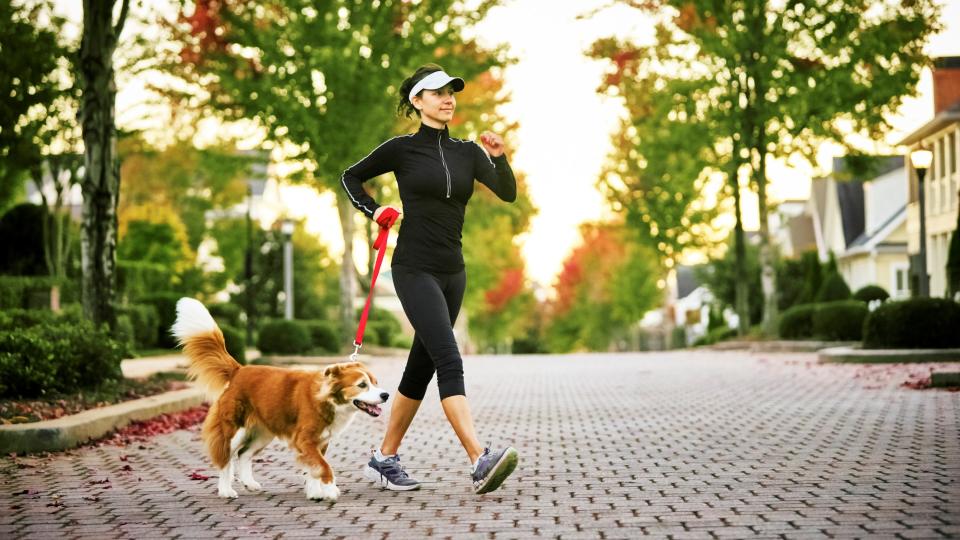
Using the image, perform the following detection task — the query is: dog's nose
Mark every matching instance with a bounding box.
[380,392,390,402]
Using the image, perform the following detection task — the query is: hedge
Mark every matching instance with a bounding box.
[863,298,960,349]
[302,320,340,353]
[0,319,126,398]
[812,300,868,341]
[257,319,312,355]
[852,285,890,304]
[778,303,817,339]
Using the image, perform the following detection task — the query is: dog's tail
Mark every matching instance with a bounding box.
[171,298,241,400]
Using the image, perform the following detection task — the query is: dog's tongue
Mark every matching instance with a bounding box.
[368,404,382,416]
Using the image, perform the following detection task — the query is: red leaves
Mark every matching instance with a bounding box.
[484,268,525,313]
[189,470,211,481]
[97,405,209,447]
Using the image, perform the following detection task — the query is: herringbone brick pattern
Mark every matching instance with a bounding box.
[1,352,958,539]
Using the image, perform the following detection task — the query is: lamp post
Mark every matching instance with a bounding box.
[281,219,295,320]
[911,149,933,297]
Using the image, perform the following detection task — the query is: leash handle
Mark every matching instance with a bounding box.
[353,226,390,357]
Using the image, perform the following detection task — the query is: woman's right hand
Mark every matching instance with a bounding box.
[373,205,402,228]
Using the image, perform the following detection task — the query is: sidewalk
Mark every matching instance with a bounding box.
[2,350,957,538]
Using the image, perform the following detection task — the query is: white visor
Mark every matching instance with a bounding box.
[408,71,465,102]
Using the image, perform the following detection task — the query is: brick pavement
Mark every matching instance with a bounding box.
[1,351,958,539]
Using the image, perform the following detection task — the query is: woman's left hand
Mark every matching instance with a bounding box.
[479,131,505,157]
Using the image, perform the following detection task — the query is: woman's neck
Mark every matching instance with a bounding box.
[420,116,446,130]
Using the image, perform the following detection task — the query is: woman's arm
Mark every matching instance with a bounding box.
[341,137,399,219]
[473,133,516,203]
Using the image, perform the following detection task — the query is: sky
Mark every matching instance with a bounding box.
[49,0,960,291]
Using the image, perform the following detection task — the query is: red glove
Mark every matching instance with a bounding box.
[375,207,400,228]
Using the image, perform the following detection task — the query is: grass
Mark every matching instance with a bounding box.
[0,371,189,424]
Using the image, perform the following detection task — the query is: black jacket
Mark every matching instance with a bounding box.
[341,123,517,273]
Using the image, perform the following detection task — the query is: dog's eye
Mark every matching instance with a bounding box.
[358,382,367,389]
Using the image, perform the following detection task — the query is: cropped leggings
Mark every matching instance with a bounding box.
[391,263,466,400]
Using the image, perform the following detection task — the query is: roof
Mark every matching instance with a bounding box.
[841,205,907,258]
[835,180,865,247]
[897,100,960,146]
[675,265,702,300]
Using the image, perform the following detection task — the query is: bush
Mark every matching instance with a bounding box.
[0,276,80,310]
[357,309,403,347]
[117,260,173,304]
[219,324,247,365]
[139,292,183,349]
[114,314,136,353]
[778,304,817,339]
[116,303,159,349]
[302,320,340,354]
[863,298,960,349]
[257,319,312,355]
[812,300,868,341]
[816,272,852,302]
[852,284,890,304]
[693,326,737,347]
[0,319,126,398]
[208,302,243,329]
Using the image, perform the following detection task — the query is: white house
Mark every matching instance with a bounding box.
[898,56,960,298]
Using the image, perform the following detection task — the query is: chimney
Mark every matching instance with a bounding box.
[932,56,960,115]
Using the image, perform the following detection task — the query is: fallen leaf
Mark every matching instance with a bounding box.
[189,471,210,481]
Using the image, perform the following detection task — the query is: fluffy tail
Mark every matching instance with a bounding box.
[171,297,241,400]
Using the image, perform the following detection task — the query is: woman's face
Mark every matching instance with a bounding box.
[414,84,457,126]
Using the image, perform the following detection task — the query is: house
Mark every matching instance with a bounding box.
[771,198,817,259]
[802,155,910,297]
[898,56,960,298]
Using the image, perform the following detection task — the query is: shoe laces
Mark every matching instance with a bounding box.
[378,455,410,480]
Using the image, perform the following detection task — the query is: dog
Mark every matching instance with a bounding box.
[170,297,388,502]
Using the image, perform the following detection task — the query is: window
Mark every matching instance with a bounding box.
[893,265,909,299]
[950,132,957,175]
[939,138,946,179]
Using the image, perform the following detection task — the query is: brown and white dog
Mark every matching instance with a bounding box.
[171,297,388,502]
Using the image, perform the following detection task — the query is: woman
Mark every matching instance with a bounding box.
[341,63,519,495]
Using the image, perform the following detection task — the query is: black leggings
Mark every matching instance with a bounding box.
[391,263,466,400]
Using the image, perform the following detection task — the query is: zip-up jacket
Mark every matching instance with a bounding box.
[341,123,517,273]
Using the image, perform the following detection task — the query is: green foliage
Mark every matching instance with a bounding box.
[219,324,246,366]
[852,285,890,304]
[812,300,868,341]
[0,203,47,276]
[693,326,737,347]
[0,319,126,398]
[302,320,340,354]
[778,304,817,340]
[117,260,174,304]
[257,319,312,356]
[116,303,159,349]
[0,276,80,310]
[947,226,960,298]
[358,309,403,348]
[698,235,762,325]
[139,292,183,349]
[0,1,68,211]
[816,273,852,302]
[208,302,243,329]
[213,218,340,328]
[114,314,136,352]
[863,298,960,349]
[118,220,194,276]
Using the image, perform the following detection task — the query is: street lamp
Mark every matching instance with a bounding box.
[281,219,295,320]
[911,148,933,297]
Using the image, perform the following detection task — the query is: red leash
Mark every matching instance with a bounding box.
[351,225,390,361]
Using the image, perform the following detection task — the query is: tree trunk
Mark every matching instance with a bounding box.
[336,193,358,351]
[730,142,749,336]
[756,146,778,335]
[79,0,127,330]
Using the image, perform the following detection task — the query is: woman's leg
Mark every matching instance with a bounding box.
[390,266,482,463]
[380,391,422,455]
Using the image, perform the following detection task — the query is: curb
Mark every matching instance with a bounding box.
[0,388,205,454]
[818,347,960,364]
[931,372,960,387]
[710,340,859,353]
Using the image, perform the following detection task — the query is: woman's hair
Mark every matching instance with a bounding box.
[397,63,445,118]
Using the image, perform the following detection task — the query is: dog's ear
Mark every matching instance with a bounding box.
[323,364,342,377]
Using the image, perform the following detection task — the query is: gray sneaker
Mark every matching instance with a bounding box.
[471,447,518,494]
[364,453,421,491]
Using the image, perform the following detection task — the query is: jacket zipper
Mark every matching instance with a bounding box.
[438,131,451,198]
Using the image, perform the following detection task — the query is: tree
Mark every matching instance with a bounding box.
[0,1,67,213]
[544,222,661,352]
[78,0,130,329]
[162,0,508,348]
[592,0,942,334]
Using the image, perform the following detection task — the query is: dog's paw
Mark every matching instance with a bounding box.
[218,486,239,499]
[242,479,262,492]
[305,477,338,502]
